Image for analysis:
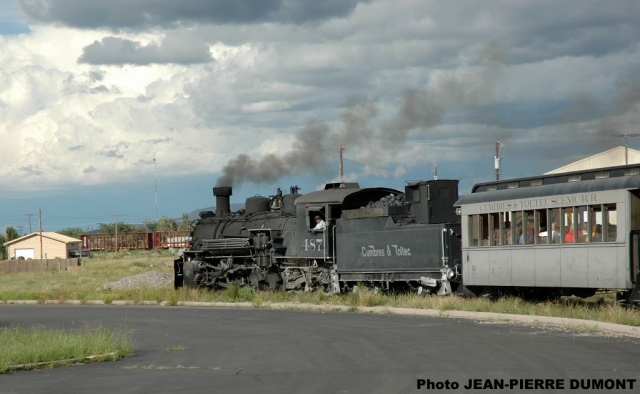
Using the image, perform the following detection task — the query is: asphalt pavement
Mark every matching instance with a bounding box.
[1,305,639,393]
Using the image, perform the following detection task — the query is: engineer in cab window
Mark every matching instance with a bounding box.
[313,215,326,231]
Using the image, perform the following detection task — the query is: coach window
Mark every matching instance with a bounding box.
[604,204,617,242]
[562,207,576,243]
[512,211,523,246]
[535,209,548,244]
[479,213,489,246]
[489,212,502,246]
[589,205,603,243]
[501,212,512,245]
[469,215,479,246]
[576,206,589,243]
[548,208,561,243]
[521,210,535,245]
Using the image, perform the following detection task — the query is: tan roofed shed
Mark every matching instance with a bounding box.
[4,232,82,260]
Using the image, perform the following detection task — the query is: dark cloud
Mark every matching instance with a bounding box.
[101,149,124,159]
[78,36,212,65]
[215,45,511,188]
[19,0,366,29]
[90,85,109,93]
[147,137,172,144]
[88,70,105,81]
[384,44,506,139]
[18,165,43,176]
[68,145,84,151]
[99,142,129,159]
[82,166,96,173]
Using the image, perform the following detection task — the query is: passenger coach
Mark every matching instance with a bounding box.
[455,164,640,303]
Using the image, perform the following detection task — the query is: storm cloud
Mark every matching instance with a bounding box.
[19,0,367,29]
[79,36,212,65]
[3,0,640,202]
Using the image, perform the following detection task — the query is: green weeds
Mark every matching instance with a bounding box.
[1,250,639,326]
[0,325,134,372]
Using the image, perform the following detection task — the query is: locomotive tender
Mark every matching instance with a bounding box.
[174,180,462,295]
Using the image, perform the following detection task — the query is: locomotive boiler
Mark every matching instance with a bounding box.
[174,179,463,295]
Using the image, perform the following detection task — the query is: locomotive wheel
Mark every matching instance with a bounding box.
[267,272,282,290]
[249,271,267,290]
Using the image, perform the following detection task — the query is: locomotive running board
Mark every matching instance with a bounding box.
[202,238,250,251]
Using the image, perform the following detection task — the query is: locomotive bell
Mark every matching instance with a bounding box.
[213,187,232,216]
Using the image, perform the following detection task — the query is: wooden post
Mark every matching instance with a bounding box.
[39,208,43,260]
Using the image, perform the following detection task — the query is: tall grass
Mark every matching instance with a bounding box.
[0,326,134,372]
[1,250,639,326]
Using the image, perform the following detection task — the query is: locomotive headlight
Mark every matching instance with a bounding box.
[447,269,455,279]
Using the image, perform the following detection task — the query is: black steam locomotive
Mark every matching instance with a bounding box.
[174,179,462,294]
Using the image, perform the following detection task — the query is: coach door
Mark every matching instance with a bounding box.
[631,231,640,284]
[627,230,640,304]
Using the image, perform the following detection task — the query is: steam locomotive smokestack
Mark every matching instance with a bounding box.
[213,187,232,216]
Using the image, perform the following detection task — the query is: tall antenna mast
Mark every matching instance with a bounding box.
[494,140,504,180]
[339,146,345,187]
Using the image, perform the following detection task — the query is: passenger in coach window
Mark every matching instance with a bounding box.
[592,224,603,242]
[564,226,575,243]
[578,223,589,243]
[504,228,512,245]
[519,222,535,244]
[514,225,523,245]
[551,222,561,243]
[538,225,547,244]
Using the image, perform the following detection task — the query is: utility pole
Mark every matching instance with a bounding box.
[154,152,158,223]
[39,208,43,260]
[26,213,33,233]
[494,140,504,180]
[339,146,345,188]
[114,214,120,254]
[613,133,640,165]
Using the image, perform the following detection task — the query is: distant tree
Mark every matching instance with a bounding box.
[0,227,21,260]
[177,213,191,231]
[5,226,19,242]
[146,222,157,232]
[156,216,178,231]
[58,227,84,239]
[0,234,6,260]
[98,222,141,234]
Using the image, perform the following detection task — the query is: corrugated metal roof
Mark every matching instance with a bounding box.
[545,146,640,174]
[456,174,640,205]
[4,232,82,246]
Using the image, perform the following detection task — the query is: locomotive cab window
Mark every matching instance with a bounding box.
[307,207,327,231]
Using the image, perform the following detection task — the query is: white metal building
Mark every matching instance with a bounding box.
[545,146,640,174]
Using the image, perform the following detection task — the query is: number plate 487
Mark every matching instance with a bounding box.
[302,238,323,252]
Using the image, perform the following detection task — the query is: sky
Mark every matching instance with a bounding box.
[1,0,640,234]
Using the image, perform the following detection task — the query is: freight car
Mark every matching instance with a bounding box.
[174,180,462,294]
